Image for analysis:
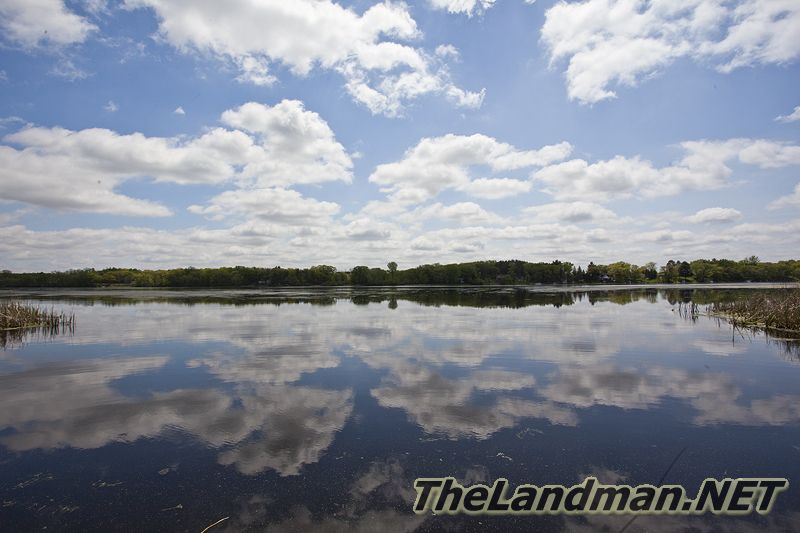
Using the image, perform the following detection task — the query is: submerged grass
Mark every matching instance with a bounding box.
[708,289,800,334]
[0,301,74,349]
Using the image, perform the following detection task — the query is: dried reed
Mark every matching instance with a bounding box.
[708,289,800,334]
[0,301,75,348]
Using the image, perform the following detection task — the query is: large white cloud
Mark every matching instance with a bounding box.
[0,124,245,215]
[541,0,800,104]
[124,0,483,117]
[188,188,340,224]
[220,100,354,187]
[0,0,96,48]
[0,100,351,216]
[369,134,572,204]
[533,138,800,202]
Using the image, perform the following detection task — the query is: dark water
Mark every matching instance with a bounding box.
[1,287,799,532]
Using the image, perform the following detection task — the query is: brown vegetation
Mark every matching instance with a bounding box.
[709,289,800,334]
[0,301,74,348]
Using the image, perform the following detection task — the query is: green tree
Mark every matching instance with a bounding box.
[607,262,634,284]
[641,262,658,280]
[660,260,678,283]
[679,261,692,281]
[350,266,370,285]
[308,265,337,285]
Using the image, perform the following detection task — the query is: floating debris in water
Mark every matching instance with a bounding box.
[160,504,183,512]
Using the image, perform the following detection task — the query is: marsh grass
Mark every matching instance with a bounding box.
[708,289,800,334]
[671,292,800,360]
[0,301,74,349]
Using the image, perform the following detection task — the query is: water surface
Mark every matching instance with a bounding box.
[1,287,799,532]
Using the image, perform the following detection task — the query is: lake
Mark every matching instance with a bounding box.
[0,286,799,532]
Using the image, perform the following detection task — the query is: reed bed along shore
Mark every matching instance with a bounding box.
[708,289,800,334]
[0,301,74,348]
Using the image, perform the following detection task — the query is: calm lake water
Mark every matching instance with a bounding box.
[1,287,799,532]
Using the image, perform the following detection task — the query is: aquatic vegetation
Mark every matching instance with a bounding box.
[0,301,74,348]
[709,289,800,334]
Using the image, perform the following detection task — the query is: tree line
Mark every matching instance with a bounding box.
[1,257,798,288]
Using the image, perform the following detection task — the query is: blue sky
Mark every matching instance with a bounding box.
[0,0,799,271]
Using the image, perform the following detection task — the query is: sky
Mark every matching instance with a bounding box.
[0,0,798,271]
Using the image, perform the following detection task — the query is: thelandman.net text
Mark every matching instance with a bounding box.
[413,477,788,516]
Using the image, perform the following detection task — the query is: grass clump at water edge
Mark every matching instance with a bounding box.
[0,301,75,348]
[708,289,800,334]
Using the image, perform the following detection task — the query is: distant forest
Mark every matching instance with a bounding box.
[1,257,799,288]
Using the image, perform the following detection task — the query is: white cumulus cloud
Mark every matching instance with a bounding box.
[0,0,96,48]
[369,134,572,204]
[220,100,354,187]
[0,100,352,216]
[541,0,800,104]
[188,188,340,225]
[686,207,742,224]
[534,138,800,202]
[124,0,483,117]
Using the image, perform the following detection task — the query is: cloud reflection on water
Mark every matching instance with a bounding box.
[0,289,798,481]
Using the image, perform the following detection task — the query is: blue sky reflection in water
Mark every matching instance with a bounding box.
[0,288,799,532]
